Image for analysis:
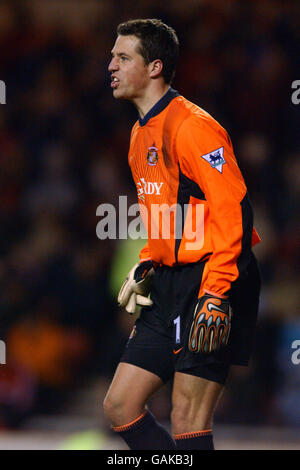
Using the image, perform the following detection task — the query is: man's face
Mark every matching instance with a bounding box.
[108,35,150,100]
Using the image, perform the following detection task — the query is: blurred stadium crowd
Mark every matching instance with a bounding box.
[0,0,299,431]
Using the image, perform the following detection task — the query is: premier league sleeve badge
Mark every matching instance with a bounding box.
[201,147,226,173]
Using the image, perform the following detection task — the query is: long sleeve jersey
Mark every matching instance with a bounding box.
[128,88,261,297]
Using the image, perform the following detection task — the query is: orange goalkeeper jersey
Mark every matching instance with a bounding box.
[128,88,261,297]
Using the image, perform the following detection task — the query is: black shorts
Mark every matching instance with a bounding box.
[121,252,261,385]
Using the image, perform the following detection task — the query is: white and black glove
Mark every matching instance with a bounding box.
[117,261,154,314]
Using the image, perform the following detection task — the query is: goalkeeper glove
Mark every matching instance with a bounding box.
[188,294,232,354]
[117,260,154,314]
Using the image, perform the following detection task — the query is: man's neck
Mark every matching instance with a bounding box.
[133,83,170,119]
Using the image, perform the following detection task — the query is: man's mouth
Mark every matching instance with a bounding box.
[111,77,120,89]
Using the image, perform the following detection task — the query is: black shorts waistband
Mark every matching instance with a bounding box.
[154,253,211,272]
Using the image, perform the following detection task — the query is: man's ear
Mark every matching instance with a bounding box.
[149,59,163,79]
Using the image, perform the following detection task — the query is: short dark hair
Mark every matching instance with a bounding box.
[117,18,179,84]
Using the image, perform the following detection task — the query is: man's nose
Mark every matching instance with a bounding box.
[108,58,118,72]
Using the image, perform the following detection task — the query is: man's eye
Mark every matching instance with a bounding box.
[121,56,128,61]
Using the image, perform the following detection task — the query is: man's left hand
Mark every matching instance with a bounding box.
[188,294,232,353]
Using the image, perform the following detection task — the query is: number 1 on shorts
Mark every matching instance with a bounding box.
[173,315,181,344]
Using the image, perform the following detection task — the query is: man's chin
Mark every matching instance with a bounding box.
[112,88,125,99]
[112,88,133,101]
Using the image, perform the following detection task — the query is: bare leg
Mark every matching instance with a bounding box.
[171,372,224,436]
[103,362,175,449]
[103,362,164,426]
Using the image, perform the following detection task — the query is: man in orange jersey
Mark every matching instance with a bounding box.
[103,19,261,450]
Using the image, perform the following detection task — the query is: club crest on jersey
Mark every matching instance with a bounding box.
[147,146,159,166]
[201,147,225,173]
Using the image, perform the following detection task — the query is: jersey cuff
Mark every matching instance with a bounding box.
[203,289,228,299]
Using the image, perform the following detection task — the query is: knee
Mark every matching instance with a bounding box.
[103,390,125,424]
[103,392,116,422]
[103,389,145,427]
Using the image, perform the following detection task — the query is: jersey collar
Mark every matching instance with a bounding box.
[138,87,180,127]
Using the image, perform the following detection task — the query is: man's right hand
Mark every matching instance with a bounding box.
[117,261,154,314]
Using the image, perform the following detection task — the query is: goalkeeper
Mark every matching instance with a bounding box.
[104,19,261,450]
